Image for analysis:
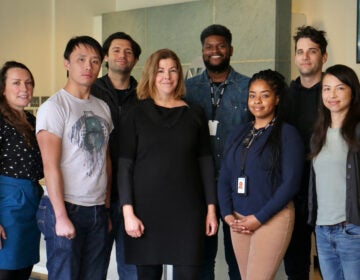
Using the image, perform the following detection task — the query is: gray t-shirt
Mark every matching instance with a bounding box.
[36,89,113,206]
[313,128,348,225]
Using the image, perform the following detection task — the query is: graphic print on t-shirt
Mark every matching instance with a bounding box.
[69,111,109,176]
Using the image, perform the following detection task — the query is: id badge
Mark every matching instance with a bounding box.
[237,176,247,196]
[208,120,219,136]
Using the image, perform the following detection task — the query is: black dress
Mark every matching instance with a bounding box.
[118,99,216,265]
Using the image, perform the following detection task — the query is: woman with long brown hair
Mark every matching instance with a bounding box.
[0,61,43,280]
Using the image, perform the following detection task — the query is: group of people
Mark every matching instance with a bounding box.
[0,22,358,280]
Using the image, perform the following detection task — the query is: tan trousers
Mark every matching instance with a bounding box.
[231,202,294,280]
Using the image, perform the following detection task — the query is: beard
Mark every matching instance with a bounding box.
[114,66,132,75]
[109,62,134,75]
[203,56,231,73]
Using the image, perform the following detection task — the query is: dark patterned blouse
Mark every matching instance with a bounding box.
[0,111,43,181]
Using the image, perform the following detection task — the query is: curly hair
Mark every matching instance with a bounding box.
[248,69,289,192]
[200,24,232,46]
[293,25,328,55]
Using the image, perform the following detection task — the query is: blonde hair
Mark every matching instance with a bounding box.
[137,49,185,100]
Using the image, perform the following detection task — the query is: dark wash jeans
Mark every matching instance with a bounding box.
[37,196,107,280]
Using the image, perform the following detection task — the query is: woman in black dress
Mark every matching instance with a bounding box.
[118,49,218,280]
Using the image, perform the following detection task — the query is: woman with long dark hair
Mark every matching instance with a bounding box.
[308,64,360,280]
[218,69,304,279]
[0,61,43,280]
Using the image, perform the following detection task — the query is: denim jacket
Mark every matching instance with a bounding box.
[185,67,250,174]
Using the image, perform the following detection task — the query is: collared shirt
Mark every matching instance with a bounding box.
[185,67,250,174]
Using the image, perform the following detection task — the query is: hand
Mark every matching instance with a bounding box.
[205,210,218,236]
[55,215,76,240]
[224,214,236,226]
[0,225,6,249]
[225,215,249,234]
[124,214,145,238]
[235,215,261,234]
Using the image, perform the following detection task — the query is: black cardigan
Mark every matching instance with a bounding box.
[308,125,360,226]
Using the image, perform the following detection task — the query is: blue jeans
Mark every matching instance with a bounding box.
[37,196,107,280]
[315,223,360,280]
[103,201,137,280]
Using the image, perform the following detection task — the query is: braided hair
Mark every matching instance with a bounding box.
[248,69,289,192]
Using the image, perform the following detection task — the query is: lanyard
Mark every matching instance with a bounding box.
[240,118,276,175]
[210,82,227,120]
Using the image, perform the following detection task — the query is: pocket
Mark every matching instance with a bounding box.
[344,223,360,238]
[229,100,248,125]
[65,202,80,215]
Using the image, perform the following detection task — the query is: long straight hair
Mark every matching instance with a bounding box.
[309,64,360,158]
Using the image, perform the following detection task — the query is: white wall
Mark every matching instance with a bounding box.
[0,0,200,97]
[0,0,116,96]
[292,0,359,77]
[115,0,198,11]
[0,0,52,97]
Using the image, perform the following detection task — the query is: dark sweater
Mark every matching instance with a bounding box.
[282,77,321,202]
[91,74,138,203]
[218,122,304,224]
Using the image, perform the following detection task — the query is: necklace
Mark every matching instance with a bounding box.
[242,118,276,148]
